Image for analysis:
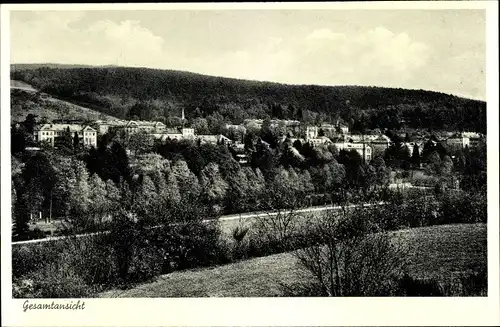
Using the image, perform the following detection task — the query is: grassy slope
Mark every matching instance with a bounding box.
[100,223,487,298]
[10,81,118,123]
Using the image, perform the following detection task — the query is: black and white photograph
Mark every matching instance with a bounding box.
[1,2,499,326]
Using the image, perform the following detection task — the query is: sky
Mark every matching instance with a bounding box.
[10,9,486,100]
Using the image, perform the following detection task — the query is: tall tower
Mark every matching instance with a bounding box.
[181,108,185,120]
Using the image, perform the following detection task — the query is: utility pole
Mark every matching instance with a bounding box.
[49,190,53,223]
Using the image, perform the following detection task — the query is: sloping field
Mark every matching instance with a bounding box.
[100,223,487,297]
[10,80,118,123]
[11,79,38,91]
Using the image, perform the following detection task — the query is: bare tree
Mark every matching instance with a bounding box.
[291,207,408,296]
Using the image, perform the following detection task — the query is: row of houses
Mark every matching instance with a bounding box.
[34,124,98,147]
[238,119,350,136]
[33,119,233,149]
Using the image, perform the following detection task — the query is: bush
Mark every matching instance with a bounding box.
[396,269,487,296]
[13,250,92,299]
[396,273,444,296]
[126,245,164,284]
[153,221,230,273]
[62,234,118,289]
[12,243,65,279]
[438,191,487,224]
[28,263,91,298]
[292,209,408,296]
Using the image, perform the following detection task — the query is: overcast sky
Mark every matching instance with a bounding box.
[10,9,486,100]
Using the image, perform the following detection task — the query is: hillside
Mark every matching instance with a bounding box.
[10,64,486,133]
[100,223,487,297]
[10,80,118,123]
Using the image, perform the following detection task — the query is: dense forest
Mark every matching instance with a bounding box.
[11,64,486,133]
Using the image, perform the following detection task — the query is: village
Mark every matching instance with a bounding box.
[6,5,492,306]
[28,106,485,166]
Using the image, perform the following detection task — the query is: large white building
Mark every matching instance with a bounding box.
[333,142,372,162]
[152,127,195,141]
[34,124,98,148]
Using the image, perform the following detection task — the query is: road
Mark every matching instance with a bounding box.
[12,202,384,246]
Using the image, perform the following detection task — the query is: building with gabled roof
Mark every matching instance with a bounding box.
[33,123,97,147]
[333,141,372,162]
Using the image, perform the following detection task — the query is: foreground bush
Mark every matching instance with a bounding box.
[438,190,487,224]
[12,187,487,298]
[292,209,407,296]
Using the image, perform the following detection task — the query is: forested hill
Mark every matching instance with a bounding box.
[11,64,486,133]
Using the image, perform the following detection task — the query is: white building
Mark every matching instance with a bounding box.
[196,134,232,145]
[333,142,372,162]
[152,127,195,141]
[307,136,333,147]
[446,136,470,149]
[243,119,263,130]
[34,124,97,148]
[94,119,128,134]
[338,123,349,134]
[124,120,166,134]
[306,126,319,139]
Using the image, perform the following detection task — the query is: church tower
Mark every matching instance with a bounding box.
[181,108,185,120]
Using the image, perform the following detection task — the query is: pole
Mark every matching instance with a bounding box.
[49,190,53,223]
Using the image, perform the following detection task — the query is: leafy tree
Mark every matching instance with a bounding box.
[127,132,154,156]
[251,140,278,180]
[73,132,80,150]
[23,114,37,134]
[11,124,27,154]
[384,141,411,170]
[411,144,421,168]
[199,163,228,211]
[109,142,132,184]
[371,157,391,187]
[54,127,73,152]
[280,145,304,168]
[170,160,201,200]
[21,152,57,221]
[191,117,210,134]
[425,151,442,176]
[460,142,486,192]
[134,175,157,219]
[88,173,108,225]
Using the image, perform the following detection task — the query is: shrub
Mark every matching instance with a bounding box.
[27,263,91,298]
[232,225,249,243]
[396,269,487,296]
[396,273,444,296]
[62,233,118,289]
[438,190,487,224]
[12,243,65,279]
[292,209,408,296]
[126,245,164,284]
[154,221,230,273]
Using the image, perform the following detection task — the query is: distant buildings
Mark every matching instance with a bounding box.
[195,134,232,145]
[333,141,372,162]
[33,123,97,147]
[403,141,424,157]
[151,127,194,141]
[445,132,484,149]
[306,126,319,139]
[124,120,166,134]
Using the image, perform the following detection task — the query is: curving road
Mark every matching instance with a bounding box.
[12,202,385,246]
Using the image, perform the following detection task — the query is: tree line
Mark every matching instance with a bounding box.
[11,66,486,133]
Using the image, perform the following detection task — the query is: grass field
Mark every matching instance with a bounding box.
[11,81,117,123]
[100,223,487,297]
